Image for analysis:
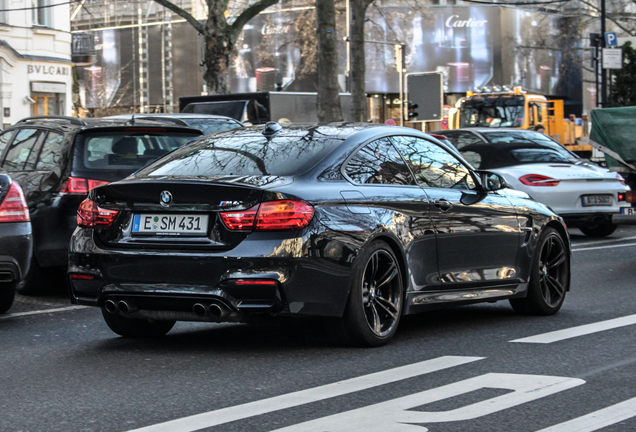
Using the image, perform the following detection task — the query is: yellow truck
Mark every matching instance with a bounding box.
[449,87,590,156]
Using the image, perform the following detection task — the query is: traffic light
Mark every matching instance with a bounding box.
[407,101,419,120]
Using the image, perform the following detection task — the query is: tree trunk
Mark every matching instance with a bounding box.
[316,0,343,122]
[350,0,372,122]
[202,5,232,95]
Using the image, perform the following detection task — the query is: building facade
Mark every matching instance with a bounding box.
[0,0,72,128]
[71,0,582,118]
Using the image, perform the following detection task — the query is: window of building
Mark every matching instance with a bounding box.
[32,0,51,26]
[344,138,414,186]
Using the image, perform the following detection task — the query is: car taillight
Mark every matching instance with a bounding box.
[616,173,626,185]
[519,174,560,187]
[0,182,30,223]
[220,200,314,231]
[60,177,109,195]
[619,191,635,203]
[77,198,119,228]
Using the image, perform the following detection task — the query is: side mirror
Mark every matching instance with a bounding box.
[479,171,508,191]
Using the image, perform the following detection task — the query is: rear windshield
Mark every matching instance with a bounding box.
[73,131,201,171]
[184,119,243,135]
[460,142,575,169]
[138,133,343,177]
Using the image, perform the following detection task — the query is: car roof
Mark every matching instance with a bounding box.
[106,113,239,121]
[8,116,203,134]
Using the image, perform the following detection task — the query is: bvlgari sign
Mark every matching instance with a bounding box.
[27,64,70,76]
[445,15,488,28]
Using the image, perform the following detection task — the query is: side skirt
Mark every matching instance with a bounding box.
[403,283,528,315]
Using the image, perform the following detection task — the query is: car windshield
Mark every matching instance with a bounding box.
[459,96,525,128]
[74,131,201,171]
[139,133,343,177]
[183,119,243,135]
[460,142,574,169]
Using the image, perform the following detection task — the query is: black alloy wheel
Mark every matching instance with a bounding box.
[101,308,176,338]
[510,227,569,315]
[343,240,403,347]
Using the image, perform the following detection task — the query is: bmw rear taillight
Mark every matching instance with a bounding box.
[519,174,560,187]
[60,177,110,195]
[0,182,30,223]
[77,198,119,228]
[220,200,314,231]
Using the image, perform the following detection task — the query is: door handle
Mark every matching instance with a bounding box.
[434,198,453,212]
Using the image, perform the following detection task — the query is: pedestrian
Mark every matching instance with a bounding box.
[533,124,546,133]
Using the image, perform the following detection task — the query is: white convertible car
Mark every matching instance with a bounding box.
[433,128,630,237]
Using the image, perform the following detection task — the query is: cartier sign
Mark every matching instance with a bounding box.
[445,15,487,28]
[27,64,70,76]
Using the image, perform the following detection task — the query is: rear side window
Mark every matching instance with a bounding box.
[0,130,16,157]
[391,136,476,190]
[140,133,342,177]
[344,138,414,186]
[74,132,200,171]
[36,132,65,170]
[2,129,41,171]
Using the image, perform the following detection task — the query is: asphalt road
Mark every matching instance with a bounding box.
[2,226,636,432]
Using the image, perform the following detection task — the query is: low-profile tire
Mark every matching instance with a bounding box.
[510,227,569,315]
[342,240,403,347]
[101,308,175,338]
[0,283,16,313]
[579,222,617,238]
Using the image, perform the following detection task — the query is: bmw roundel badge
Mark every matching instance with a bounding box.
[160,190,172,207]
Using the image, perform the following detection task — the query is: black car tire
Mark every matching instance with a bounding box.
[579,222,617,238]
[342,240,403,347]
[0,283,16,313]
[101,308,176,338]
[510,227,569,315]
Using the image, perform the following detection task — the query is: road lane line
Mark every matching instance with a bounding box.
[536,396,636,432]
[572,235,636,248]
[572,242,636,252]
[0,305,88,320]
[510,314,636,344]
[125,356,484,432]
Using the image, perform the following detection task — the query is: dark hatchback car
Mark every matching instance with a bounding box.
[0,116,203,294]
[0,174,32,312]
[68,123,571,346]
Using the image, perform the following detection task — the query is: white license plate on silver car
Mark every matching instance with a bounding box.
[620,207,636,215]
[132,214,209,236]
[581,195,612,206]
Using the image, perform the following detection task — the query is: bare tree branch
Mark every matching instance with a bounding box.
[150,0,204,34]
[230,0,280,41]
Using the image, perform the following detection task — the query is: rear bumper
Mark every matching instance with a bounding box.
[560,213,616,228]
[0,222,33,284]
[68,228,354,319]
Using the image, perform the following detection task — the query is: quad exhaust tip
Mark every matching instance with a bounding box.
[192,302,229,319]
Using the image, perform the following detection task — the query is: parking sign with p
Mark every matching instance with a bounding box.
[605,32,617,47]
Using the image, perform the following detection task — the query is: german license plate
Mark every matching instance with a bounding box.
[581,195,612,206]
[132,214,209,236]
[620,207,636,215]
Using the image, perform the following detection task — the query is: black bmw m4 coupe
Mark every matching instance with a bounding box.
[68,123,571,346]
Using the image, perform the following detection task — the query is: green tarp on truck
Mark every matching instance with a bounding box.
[590,106,636,170]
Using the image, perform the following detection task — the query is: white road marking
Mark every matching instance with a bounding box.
[572,242,636,252]
[271,373,585,432]
[0,305,88,320]
[536,396,636,432]
[510,314,636,344]
[572,235,636,248]
[125,356,484,432]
